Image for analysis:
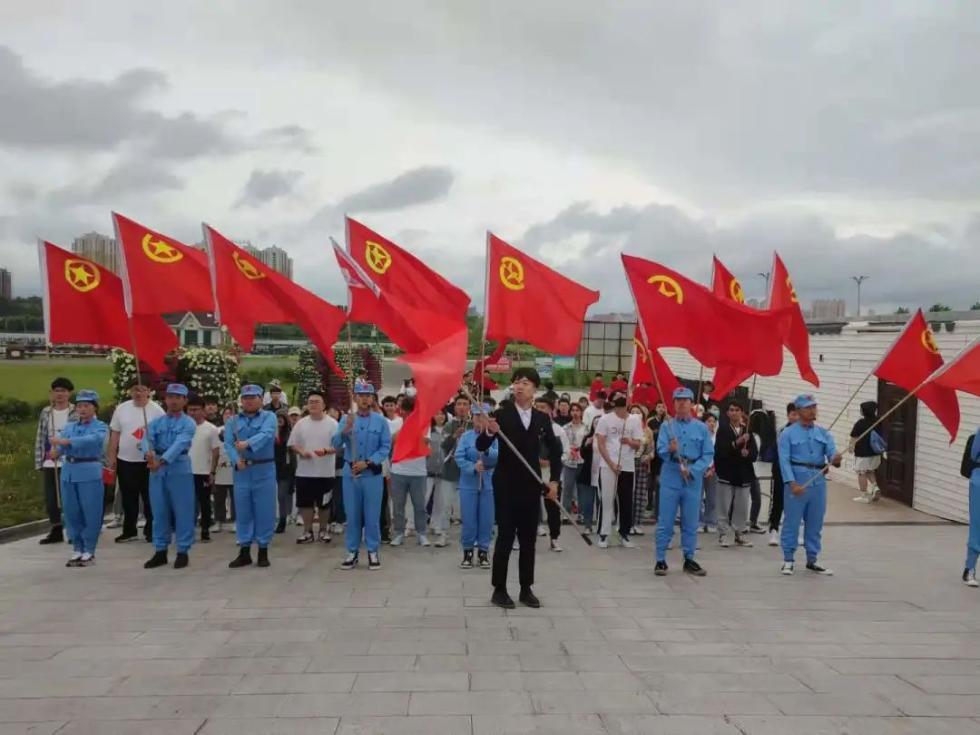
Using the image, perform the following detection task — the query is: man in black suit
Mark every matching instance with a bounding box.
[478,367,562,609]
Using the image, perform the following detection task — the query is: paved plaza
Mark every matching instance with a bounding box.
[0,488,977,735]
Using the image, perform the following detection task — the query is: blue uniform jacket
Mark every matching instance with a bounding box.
[225,410,277,466]
[332,411,391,477]
[57,417,108,483]
[455,429,499,490]
[778,421,838,484]
[656,417,714,485]
[147,412,196,476]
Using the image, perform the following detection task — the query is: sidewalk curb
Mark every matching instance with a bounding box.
[0,519,48,545]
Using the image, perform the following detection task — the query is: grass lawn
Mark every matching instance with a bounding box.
[0,422,44,529]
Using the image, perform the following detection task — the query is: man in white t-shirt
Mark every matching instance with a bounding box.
[35,377,77,544]
[583,391,607,431]
[595,395,644,549]
[388,396,430,547]
[187,396,221,543]
[107,379,165,543]
[287,391,338,543]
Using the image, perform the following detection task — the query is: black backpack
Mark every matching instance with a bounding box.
[962,434,978,479]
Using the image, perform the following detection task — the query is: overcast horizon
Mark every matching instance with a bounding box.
[2,1,979,315]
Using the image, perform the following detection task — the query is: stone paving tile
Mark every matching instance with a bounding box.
[0,723,65,735]
[652,692,780,715]
[409,691,533,715]
[0,677,119,698]
[53,720,205,735]
[600,714,741,734]
[730,715,975,735]
[472,713,607,734]
[531,690,659,715]
[278,692,409,717]
[353,672,468,692]
[199,718,340,734]
[232,672,356,694]
[335,715,473,734]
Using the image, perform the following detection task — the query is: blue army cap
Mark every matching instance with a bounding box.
[75,389,99,404]
[672,387,695,401]
[353,382,376,395]
[794,393,817,408]
[471,402,491,415]
[165,383,188,397]
[240,383,264,398]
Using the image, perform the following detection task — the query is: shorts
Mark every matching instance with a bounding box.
[295,476,335,509]
[854,455,881,473]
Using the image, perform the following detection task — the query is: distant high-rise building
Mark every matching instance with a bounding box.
[72,232,119,275]
[236,240,293,280]
[0,268,11,300]
[809,298,847,320]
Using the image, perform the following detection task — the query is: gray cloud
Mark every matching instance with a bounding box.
[336,166,454,214]
[235,169,302,208]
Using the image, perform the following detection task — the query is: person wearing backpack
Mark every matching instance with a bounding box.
[962,428,980,587]
[850,401,884,504]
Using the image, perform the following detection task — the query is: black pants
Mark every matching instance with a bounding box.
[492,492,539,590]
[542,485,561,540]
[380,481,391,541]
[193,475,213,535]
[118,459,152,539]
[40,468,61,526]
[749,477,761,526]
[768,467,784,532]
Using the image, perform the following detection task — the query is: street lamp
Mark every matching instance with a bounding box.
[851,275,870,317]
[758,271,771,307]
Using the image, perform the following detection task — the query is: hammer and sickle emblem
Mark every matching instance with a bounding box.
[633,337,649,363]
[499,256,525,291]
[141,233,183,264]
[64,259,101,293]
[365,241,392,275]
[786,276,799,304]
[730,278,745,304]
[921,328,939,354]
[646,274,684,304]
[233,251,265,280]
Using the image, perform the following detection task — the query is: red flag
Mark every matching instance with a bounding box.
[345,217,470,321]
[113,212,213,316]
[628,326,681,410]
[205,225,347,375]
[484,233,599,356]
[622,254,792,375]
[473,343,507,392]
[928,338,980,398]
[39,240,177,369]
[874,309,960,440]
[770,252,819,386]
[710,255,754,398]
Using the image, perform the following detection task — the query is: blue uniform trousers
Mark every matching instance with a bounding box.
[460,482,495,552]
[781,468,827,563]
[343,472,384,554]
[233,463,277,548]
[62,478,103,555]
[656,478,702,562]
[150,470,196,553]
[965,476,980,571]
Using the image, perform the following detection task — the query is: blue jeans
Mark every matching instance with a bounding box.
[966,476,980,571]
[656,478,702,562]
[561,466,595,528]
[233,463,277,548]
[343,471,384,554]
[781,471,827,563]
[150,469,196,553]
[460,480,495,551]
[62,478,103,555]
[390,474,427,537]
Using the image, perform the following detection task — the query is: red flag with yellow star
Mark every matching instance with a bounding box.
[38,240,177,369]
[928,338,980,399]
[628,326,680,411]
[205,225,347,375]
[710,255,754,399]
[484,233,599,356]
[874,309,960,440]
[770,252,819,386]
[113,212,214,316]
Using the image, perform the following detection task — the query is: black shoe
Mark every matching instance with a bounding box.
[144,551,168,569]
[478,550,491,569]
[491,588,516,609]
[749,523,766,534]
[114,533,138,544]
[519,587,541,608]
[340,553,358,570]
[806,562,834,576]
[200,532,210,543]
[228,547,253,568]
[368,552,381,570]
[39,526,64,544]
[257,547,270,568]
[173,552,189,569]
[275,518,286,534]
[654,561,668,576]
[460,550,474,569]
[683,558,706,577]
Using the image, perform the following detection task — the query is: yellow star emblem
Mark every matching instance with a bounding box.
[141,233,183,264]
[64,259,101,293]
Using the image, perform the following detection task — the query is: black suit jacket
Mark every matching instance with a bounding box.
[476,404,562,500]
[714,422,758,486]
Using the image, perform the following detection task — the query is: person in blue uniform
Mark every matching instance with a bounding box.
[654,387,713,577]
[225,384,278,568]
[143,384,197,570]
[777,393,842,576]
[332,383,391,571]
[962,426,980,587]
[50,389,107,567]
[455,403,499,570]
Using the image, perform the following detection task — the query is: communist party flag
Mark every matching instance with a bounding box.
[629,326,681,410]
[622,254,793,374]
[113,212,213,315]
[205,225,347,375]
[928,338,980,398]
[484,233,600,356]
[345,217,470,321]
[770,252,820,386]
[38,240,177,369]
[873,309,960,440]
[710,255,754,398]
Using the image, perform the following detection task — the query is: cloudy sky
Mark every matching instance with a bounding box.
[2,1,979,314]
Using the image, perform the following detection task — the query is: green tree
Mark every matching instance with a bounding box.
[894,306,909,315]
[970,302,980,311]
[927,303,952,313]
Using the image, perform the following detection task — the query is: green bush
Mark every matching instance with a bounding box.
[0,397,32,424]
[0,422,44,528]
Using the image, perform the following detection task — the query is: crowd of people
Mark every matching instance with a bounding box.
[33,367,980,597]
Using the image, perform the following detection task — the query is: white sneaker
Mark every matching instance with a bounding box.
[418,535,431,547]
[768,530,779,547]
[719,537,731,548]
[781,562,795,575]
[294,516,303,526]
[210,522,222,533]
[870,488,881,502]
[135,517,145,529]
[68,551,83,562]
[105,517,122,529]
[537,525,548,537]
[598,536,609,549]
[331,522,344,533]
[631,526,645,536]
[798,534,805,546]
[550,539,562,552]
[513,539,520,550]
[852,495,871,504]
[389,534,404,547]
[705,525,717,534]
[619,536,636,549]
[79,553,95,566]
[434,533,447,548]
[964,569,979,587]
